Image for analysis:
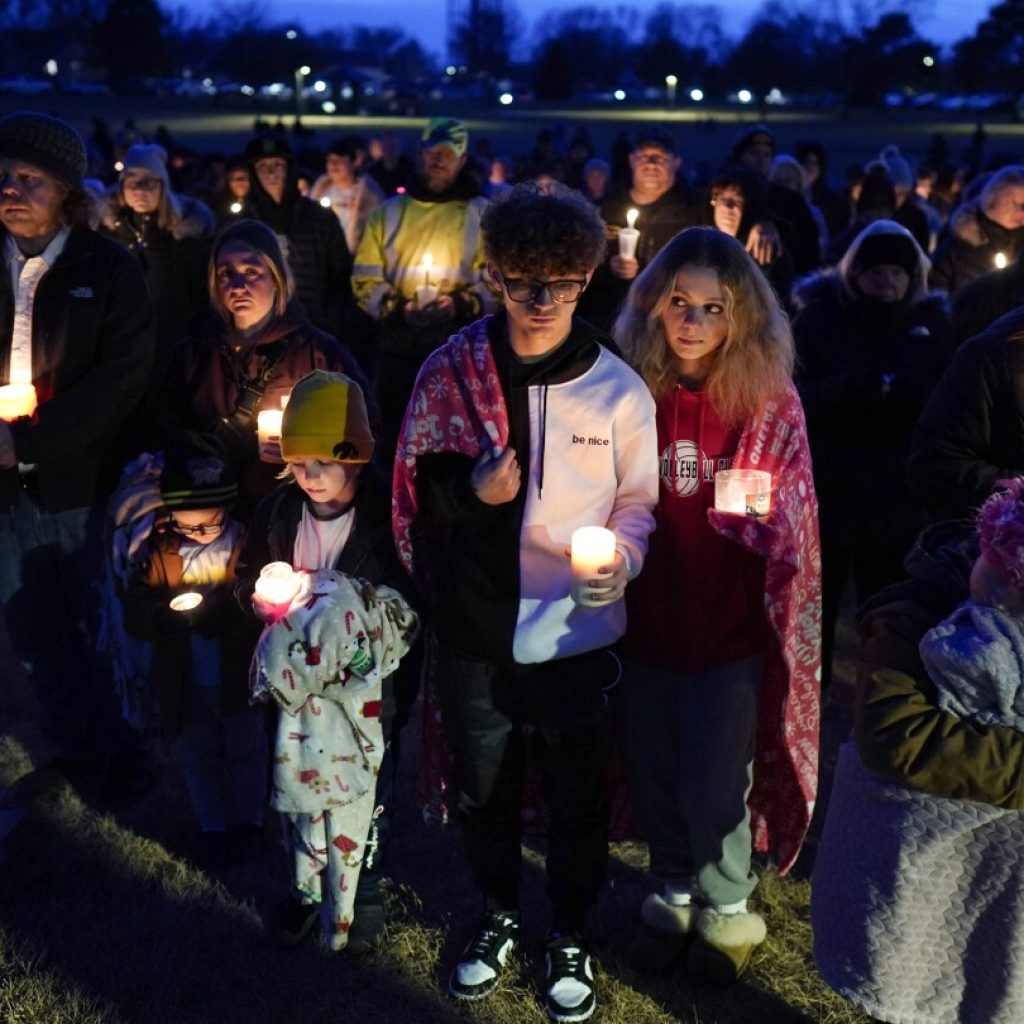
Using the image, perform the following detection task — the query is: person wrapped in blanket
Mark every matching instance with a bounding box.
[116,430,267,868]
[811,479,1024,1024]
[235,370,419,954]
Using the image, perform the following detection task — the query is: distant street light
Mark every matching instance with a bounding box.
[738,89,753,104]
[922,55,935,67]
[665,74,678,107]
[294,65,310,121]
[285,29,297,40]
[690,88,704,102]
[614,89,626,101]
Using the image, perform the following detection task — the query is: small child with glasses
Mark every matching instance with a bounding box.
[120,430,267,867]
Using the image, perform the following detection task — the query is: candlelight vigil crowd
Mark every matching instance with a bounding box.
[4,104,1024,1024]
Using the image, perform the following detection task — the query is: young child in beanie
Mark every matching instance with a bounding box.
[919,478,1024,731]
[121,430,267,867]
[235,370,417,953]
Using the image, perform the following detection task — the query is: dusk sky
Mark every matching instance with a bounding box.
[246,0,988,62]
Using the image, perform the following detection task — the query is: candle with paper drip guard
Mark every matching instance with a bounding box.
[256,394,289,463]
[416,251,439,306]
[570,526,618,605]
[254,561,303,617]
[714,469,772,516]
[618,208,640,259]
[0,383,37,420]
[169,592,204,613]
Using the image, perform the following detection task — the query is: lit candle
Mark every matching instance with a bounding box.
[995,251,1009,270]
[618,210,640,259]
[570,526,618,605]
[320,196,332,208]
[256,409,284,462]
[422,252,434,286]
[714,469,772,516]
[0,384,37,420]
[254,562,302,610]
[169,592,204,613]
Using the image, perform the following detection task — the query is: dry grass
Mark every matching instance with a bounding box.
[0,611,872,1024]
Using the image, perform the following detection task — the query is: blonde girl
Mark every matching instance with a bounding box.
[614,227,821,986]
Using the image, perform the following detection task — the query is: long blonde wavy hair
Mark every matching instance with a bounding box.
[613,226,794,425]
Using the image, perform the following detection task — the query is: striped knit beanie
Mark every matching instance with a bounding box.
[160,432,237,510]
[281,371,375,464]
[0,111,87,189]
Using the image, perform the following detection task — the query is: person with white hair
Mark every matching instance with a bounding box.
[931,164,1024,294]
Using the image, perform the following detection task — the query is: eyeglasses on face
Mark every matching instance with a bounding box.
[124,178,161,191]
[170,513,225,537]
[497,273,586,304]
[711,196,745,210]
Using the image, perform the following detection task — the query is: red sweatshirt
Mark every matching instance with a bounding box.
[624,384,767,673]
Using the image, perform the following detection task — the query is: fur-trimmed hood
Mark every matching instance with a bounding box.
[832,219,931,303]
[99,189,214,241]
[949,199,1021,251]
[791,265,948,317]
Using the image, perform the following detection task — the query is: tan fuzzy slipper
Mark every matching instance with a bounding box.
[684,907,766,987]
[625,893,699,974]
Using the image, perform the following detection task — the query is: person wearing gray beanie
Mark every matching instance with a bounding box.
[0,109,156,777]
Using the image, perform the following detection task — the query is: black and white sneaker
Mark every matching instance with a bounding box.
[449,910,520,1001]
[544,931,596,1022]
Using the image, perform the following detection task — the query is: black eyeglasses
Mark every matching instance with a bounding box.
[170,513,225,537]
[497,273,587,304]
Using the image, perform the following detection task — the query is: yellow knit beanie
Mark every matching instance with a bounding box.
[280,371,375,463]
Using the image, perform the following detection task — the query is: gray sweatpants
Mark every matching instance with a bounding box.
[622,655,762,907]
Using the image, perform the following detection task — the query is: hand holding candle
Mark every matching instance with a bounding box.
[253,561,304,621]
[714,469,771,516]
[570,526,623,606]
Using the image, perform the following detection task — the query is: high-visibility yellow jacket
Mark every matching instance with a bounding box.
[352,190,495,321]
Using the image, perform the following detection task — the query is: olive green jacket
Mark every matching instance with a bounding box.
[853,520,1024,809]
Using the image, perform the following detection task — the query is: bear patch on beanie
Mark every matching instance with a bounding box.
[281,371,375,464]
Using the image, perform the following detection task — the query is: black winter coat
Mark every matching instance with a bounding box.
[0,225,155,512]
[931,204,1024,296]
[951,261,1024,346]
[793,273,952,543]
[908,308,1024,521]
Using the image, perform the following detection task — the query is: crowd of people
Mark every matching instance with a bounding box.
[2,103,1024,1023]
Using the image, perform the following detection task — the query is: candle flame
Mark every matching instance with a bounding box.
[423,253,434,270]
[626,208,639,229]
[230,201,242,213]
[995,251,1009,270]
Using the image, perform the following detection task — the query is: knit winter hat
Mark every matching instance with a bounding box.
[281,371,375,463]
[245,134,293,165]
[856,166,896,217]
[869,145,914,191]
[852,231,919,278]
[420,117,468,158]
[120,143,171,190]
[0,111,87,189]
[161,432,237,511]
[212,218,291,295]
[977,478,1024,597]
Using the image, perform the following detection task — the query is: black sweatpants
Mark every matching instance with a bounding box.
[437,644,618,932]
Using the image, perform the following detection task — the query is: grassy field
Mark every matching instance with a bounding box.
[0,609,870,1024]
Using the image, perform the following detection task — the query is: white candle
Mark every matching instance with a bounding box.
[570,526,618,605]
[422,252,434,286]
[254,562,302,607]
[0,384,37,420]
[169,592,204,613]
[714,469,772,516]
[416,283,439,306]
[618,223,640,260]
[256,408,284,462]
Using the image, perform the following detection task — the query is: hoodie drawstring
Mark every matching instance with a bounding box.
[537,382,548,498]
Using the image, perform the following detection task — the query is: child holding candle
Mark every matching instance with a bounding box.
[235,370,417,954]
[119,431,267,867]
[393,182,658,1022]
[613,226,821,985]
